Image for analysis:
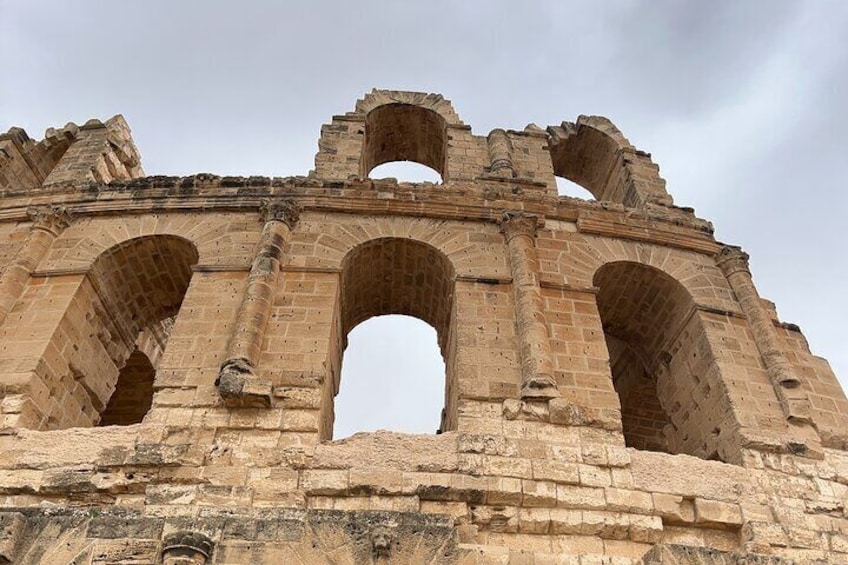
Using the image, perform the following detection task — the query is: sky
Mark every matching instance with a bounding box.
[1,1,846,438]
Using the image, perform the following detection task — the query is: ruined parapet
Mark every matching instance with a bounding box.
[0,91,844,564]
[0,115,144,191]
[547,115,673,208]
[0,122,79,189]
[42,114,143,186]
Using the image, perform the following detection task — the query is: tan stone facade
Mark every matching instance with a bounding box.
[0,90,845,564]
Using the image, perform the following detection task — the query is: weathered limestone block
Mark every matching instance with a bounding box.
[0,512,25,564]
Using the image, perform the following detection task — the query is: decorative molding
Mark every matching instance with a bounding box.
[26,205,72,236]
[161,530,214,564]
[716,244,751,277]
[261,198,300,228]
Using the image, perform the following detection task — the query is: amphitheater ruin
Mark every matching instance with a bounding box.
[0,90,845,564]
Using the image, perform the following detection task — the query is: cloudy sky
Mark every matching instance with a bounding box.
[2,1,846,438]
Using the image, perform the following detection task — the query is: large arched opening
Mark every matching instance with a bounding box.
[361,103,448,181]
[41,235,198,429]
[329,237,456,439]
[593,261,729,461]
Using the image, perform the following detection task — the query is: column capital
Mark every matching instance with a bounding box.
[161,530,214,565]
[261,198,300,229]
[26,205,72,236]
[716,245,751,277]
[500,211,542,241]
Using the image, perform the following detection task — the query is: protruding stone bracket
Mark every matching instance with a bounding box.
[216,199,300,408]
[161,530,214,565]
[215,358,272,408]
[716,245,814,426]
[500,211,560,400]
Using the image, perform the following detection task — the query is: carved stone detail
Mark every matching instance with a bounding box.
[370,525,394,559]
[26,205,72,236]
[215,358,272,408]
[500,211,540,241]
[715,245,751,277]
[261,198,300,228]
[161,530,214,565]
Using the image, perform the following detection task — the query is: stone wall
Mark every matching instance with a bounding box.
[0,91,845,564]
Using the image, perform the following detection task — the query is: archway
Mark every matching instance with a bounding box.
[362,103,448,180]
[594,261,727,460]
[41,235,198,428]
[330,237,456,439]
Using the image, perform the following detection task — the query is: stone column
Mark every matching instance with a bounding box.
[487,128,515,178]
[0,205,71,327]
[501,211,559,399]
[717,246,812,423]
[161,531,214,565]
[216,199,299,408]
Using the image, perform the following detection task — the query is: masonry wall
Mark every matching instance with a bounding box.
[0,91,845,564]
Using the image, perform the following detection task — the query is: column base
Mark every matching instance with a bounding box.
[520,375,560,400]
[215,359,272,409]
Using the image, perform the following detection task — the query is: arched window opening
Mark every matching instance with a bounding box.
[42,235,198,429]
[549,126,621,201]
[362,103,448,180]
[369,161,442,183]
[594,262,726,461]
[328,237,456,440]
[333,315,445,438]
[556,176,596,200]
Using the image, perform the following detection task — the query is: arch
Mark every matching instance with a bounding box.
[593,261,729,460]
[537,233,739,315]
[313,90,468,182]
[353,89,466,128]
[340,237,456,354]
[36,212,257,274]
[329,237,457,438]
[362,103,448,179]
[293,215,510,280]
[547,116,672,207]
[36,235,198,429]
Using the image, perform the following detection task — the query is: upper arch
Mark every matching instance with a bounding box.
[547,116,672,207]
[352,89,466,128]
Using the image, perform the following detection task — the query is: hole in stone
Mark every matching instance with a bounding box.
[333,315,445,439]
